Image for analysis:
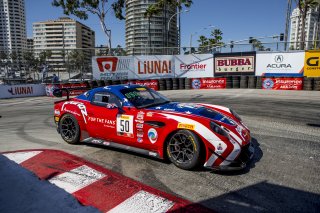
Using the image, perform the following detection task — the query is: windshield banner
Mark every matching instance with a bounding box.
[191,78,226,89]
[128,80,159,91]
[262,77,303,90]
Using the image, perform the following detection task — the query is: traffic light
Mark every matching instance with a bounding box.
[230,41,234,48]
[280,33,284,41]
[249,37,253,43]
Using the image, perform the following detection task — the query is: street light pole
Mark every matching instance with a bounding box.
[189,25,215,47]
[167,9,189,52]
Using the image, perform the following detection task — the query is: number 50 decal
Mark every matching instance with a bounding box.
[117,115,134,137]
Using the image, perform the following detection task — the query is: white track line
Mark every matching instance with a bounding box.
[3,151,42,164]
[49,165,106,194]
[108,190,174,213]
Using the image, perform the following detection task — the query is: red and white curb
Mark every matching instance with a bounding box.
[2,149,213,213]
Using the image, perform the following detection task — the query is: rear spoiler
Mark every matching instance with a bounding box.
[53,87,87,100]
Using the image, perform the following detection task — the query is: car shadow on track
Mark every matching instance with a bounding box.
[210,137,263,176]
[170,181,320,213]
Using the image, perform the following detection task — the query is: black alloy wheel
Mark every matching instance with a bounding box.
[167,130,202,170]
[59,114,80,144]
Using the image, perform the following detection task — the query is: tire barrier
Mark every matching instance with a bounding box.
[104,80,112,86]
[256,77,262,89]
[165,78,173,90]
[97,80,105,87]
[112,80,121,85]
[89,80,98,89]
[185,78,191,90]
[303,77,313,91]
[314,77,320,91]
[240,76,248,88]
[179,78,185,90]
[232,76,240,88]
[226,76,232,89]
[172,78,179,90]
[248,76,256,89]
[158,79,166,91]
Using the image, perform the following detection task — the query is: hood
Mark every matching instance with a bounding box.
[148,102,236,126]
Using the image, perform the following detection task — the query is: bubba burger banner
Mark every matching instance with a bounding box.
[45,83,88,97]
[128,80,159,91]
[214,52,256,76]
[191,78,226,89]
[262,77,303,90]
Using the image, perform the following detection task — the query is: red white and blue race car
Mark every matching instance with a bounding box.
[53,85,254,171]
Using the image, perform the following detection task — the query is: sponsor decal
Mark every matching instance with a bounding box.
[8,86,33,96]
[54,109,60,115]
[146,112,153,117]
[304,51,320,77]
[147,128,158,144]
[216,143,224,154]
[262,77,303,90]
[137,111,145,120]
[95,56,132,80]
[177,123,195,130]
[117,114,134,137]
[266,55,292,69]
[135,120,144,124]
[137,60,172,74]
[88,117,116,126]
[180,63,207,71]
[148,152,158,157]
[137,132,144,138]
[54,116,59,122]
[91,139,103,144]
[136,123,144,128]
[137,137,143,143]
[62,101,88,123]
[192,78,226,89]
[103,141,110,146]
[215,52,256,76]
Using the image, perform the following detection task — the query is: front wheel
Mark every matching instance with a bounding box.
[59,114,80,144]
[166,130,202,170]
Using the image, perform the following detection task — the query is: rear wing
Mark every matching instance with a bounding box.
[53,87,87,101]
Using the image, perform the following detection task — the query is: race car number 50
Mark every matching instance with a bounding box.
[117,115,134,136]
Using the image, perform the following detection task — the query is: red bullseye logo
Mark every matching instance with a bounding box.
[96,57,118,72]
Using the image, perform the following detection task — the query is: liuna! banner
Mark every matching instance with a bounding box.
[191,78,226,89]
[262,77,303,90]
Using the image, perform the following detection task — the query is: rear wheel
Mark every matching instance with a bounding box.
[59,114,80,144]
[166,130,202,170]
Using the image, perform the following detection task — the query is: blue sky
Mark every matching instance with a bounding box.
[25,0,295,47]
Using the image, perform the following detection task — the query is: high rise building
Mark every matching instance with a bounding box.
[289,6,320,50]
[0,0,27,52]
[33,17,95,72]
[26,38,33,51]
[125,0,178,55]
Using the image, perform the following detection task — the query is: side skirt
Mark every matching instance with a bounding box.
[82,137,161,159]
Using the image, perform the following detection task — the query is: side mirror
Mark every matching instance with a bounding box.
[53,89,63,98]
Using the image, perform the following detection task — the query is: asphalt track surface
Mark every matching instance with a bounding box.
[0,89,319,213]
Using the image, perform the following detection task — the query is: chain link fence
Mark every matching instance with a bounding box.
[0,40,319,85]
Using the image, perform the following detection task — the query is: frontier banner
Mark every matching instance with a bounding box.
[174,54,214,78]
[214,52,256,76]
[256,52,304,77]
[262,77,303,90]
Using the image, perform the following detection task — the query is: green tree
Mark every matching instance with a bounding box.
[23,51,39,77]
[251,38,265,51]
[39,50,52,65]
[295,0,319,49]
[52,0,124,49]
[197,28,224,52]
[144,4,160,54]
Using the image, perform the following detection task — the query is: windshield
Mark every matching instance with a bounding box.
[120,87,170,108]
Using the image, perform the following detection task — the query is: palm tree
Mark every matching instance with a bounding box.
[296,0,319,49]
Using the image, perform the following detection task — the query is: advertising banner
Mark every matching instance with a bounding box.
[262,77,303,90]
[134,55,175,79]
[174,54,214,78]
[129,80,159,91]
[191,78,226,89]
[304,50,320,77]
[214,52,256,76]
[256,52,304,77]
[92,56,135,80]
[45,83,88,97]
[0,84,46,99]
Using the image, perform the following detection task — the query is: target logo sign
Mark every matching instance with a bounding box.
[96,57,119,72]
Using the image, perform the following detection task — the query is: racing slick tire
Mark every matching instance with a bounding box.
[166,130,202,170]
[59,114,80,144]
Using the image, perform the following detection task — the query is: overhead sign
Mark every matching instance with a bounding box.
[191,78,226,89]
[0,84,46,99]
[214,52,256,76]
[304,50,320,77]
[134,55,175,79]
[92,56,135,80]
[256,52,304,76]
[174,54,214,78]
[262,77,303,90]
